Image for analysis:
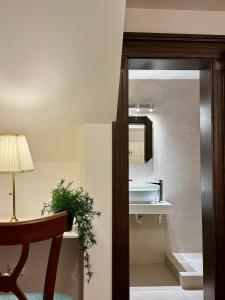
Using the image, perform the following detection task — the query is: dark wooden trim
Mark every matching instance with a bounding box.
[212,59,225,299]
[129,116,153,163]
[128,58,211,70]
[112,62,129,300]
[123,32,225,59]
[200,65,216,300]
[113,32,225,300]
[124,32,225,43]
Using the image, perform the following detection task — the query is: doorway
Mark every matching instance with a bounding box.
[113,33,225,300]
[129,60,205,300]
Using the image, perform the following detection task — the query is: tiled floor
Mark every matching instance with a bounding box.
[130,263,179,287]
[130,287,203,300]
[130,263,203,300]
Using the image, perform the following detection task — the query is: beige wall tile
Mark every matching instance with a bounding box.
[129,79,202,264]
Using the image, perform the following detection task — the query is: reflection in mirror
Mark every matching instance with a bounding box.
[129,124,145,164]
[129,116,153,163]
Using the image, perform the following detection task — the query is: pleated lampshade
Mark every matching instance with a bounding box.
[0,135,34,174]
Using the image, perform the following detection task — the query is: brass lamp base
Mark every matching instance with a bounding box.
[10,215,19,222]
[9,174,19,223]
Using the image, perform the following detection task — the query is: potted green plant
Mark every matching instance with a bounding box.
[41,179,101,282]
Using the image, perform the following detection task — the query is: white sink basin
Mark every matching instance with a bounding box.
[129,201,172,215]
[129,182,160,204]
[129,182,159,192]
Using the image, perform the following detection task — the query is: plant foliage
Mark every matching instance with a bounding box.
[41,179,101,282]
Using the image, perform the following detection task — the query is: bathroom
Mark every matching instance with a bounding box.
[128,68,203,299]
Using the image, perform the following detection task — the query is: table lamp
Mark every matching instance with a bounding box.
[0,135,34,222]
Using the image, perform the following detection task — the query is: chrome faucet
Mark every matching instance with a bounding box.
[147,180,163,202]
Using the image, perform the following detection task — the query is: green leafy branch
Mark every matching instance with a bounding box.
[41,179,101,282]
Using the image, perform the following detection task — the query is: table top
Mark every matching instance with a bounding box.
[63,230,79,238]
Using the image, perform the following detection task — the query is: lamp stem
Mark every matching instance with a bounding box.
[10,173,18,222]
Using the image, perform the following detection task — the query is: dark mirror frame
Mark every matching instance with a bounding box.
[129,116,153,163]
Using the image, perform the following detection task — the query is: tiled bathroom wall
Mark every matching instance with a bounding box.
[129,79,202,264]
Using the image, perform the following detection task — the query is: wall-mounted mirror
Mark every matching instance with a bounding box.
[129,116,153,164]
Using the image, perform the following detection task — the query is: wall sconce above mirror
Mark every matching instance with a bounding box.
[129,116,153,164]
[129,103,155,114]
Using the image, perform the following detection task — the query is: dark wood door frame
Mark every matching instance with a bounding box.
[113,33,225,300]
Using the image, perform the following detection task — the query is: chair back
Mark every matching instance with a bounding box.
[0,212,68,300]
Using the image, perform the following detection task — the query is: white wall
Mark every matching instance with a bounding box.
[0,0,125,124]
[0,0,126,217]
[0,1,126,299]
[84,124,112,300]
[0,161,82,218]
[0,124,112,300]
[125,8,225,34]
